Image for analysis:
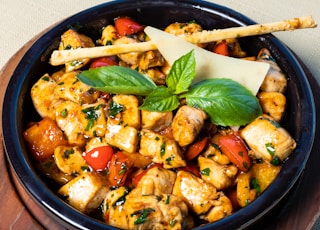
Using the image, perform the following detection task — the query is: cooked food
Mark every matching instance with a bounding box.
[23,16,298,229]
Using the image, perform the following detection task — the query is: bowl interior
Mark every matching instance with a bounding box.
[2,0,315,229]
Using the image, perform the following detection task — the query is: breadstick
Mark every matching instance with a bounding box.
[50,16,316,66]
[183,15,317,43]
[50,41,157,66]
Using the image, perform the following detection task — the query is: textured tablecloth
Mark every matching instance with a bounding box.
[0,0,319,229]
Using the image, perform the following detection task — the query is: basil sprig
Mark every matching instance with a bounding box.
[77,50,262,126]
[77,65,156,96]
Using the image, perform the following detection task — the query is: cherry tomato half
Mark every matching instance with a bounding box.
[83,146,114,171]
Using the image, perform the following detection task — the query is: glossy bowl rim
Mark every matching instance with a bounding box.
[2,0,316,229]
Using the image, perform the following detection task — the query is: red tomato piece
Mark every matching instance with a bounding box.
[114,17,144,36]
[226,189,241,211]
[107,151,134,187]
[83,146,114,171]
[89,57,118,69]
[213,40,229,56]
[185,137,208,161]
[131,163,163,187]
[218,133,252,172]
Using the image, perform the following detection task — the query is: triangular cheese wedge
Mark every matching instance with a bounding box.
[144,26,270,95]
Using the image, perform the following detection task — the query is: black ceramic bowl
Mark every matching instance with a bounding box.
[2,0,316,229]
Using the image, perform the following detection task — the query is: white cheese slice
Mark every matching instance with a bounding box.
[144,26,270,95]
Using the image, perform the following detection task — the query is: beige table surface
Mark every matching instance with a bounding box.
[0,0,319,229]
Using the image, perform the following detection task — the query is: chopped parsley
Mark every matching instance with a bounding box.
[131,208,155,225]
[160,142,166,157]
[108,100,124,118]
[200,168,211,176]
[63,148,74,159]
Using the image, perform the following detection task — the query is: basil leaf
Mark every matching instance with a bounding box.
[77,66,157,96]
[183,78,262,126]
[166,50,195,94]
[139,87,179,112]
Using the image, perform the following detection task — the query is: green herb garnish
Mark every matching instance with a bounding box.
[200,168,211,176]
[77,50,262,126]
[131,208,155,225]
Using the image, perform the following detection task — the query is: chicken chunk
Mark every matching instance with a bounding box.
[173,171,219,214]
[80,100,108,137]
[257,48,287,93]
[55,71,100,104]
[103,186,130,229]
[125,194,190,230]
[141,110,173,132]
[105,120,139,153]
[55,101,87,146]
[236,171,257,207]
[202,142,230,165]
[109,95,140,129]
[99,25,118,46]
[250,161,281,192]
[30,74,63,120]
[134,167,177,196]
[171,105,207,147]
[138,50,165,71]
[257,91,286,122]
[139,129,186,169]
[54,146,88,175]
[55,100,107,146]
[203,193,233,223]
[58,29,95,72]
[58,173,109,213]
[114,36,142,65]
[240,115,296,162]
[165,22,206,48]
[198,156,238,191]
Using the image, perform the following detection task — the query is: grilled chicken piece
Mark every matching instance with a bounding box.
[114,36,141,65]
[55,71,100,104]
[203,193,233,223]
[250,161,281,192]
[139,129,186,169]
[58,172,109,213]
[80,99,108,137]
[105,120,139,153]
[103,187,130,229]
[198,156,238,191]
[58,29,95,72]
[202,142,230,165]
[99,25,118,46]
[171,105,207,147]
[125,194,190,230]
[85,137,109,152]
[141,110,173,132]
[138,50,165,71]
[236,171,257,207]
[240,115,296,162]
[109,95,140,129]
[173,171,219,215]
[165,22,206,48]
[55,100,107,146]
[55,101,86,146]
[31,74,64,120]
[134,167,177,196]
[257,48,287,93]
[257,91,286,122]
[54,146,88,175]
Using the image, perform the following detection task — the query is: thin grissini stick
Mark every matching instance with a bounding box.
[49,15,317,66]
[182,15,317,43]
